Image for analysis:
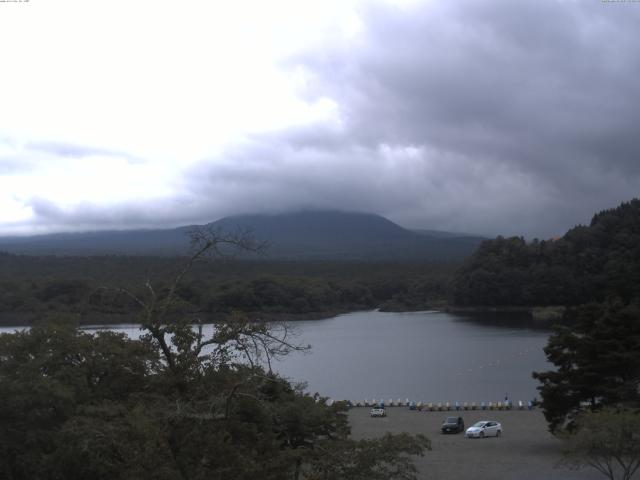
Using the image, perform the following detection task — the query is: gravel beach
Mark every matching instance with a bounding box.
[348,408,603,480]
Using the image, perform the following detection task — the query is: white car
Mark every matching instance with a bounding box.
[370,408,386,417]
[465,420,502,438]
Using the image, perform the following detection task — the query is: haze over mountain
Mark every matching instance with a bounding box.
[0,210,484,261]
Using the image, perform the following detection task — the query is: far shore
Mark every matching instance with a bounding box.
[0,305,567,328]
[444,304,566,323]
[0,309,356,328]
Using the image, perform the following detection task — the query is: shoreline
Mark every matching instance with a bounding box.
[0,305,566,328]
[0,308,358,328]
[444,305,566,323]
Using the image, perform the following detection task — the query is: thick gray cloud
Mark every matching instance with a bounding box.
[12,0,640,238]
[182,0,640,238]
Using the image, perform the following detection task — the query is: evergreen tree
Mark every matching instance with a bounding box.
[533,301,640,432]
[451,198,640,307]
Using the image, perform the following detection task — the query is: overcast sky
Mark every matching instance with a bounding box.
[1,0,639,238]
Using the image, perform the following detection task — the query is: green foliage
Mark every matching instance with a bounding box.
[561,407,640,480]
[0,230,429,479]
[533,302,640,432]
[0,255,456,326]
[451,199,640,306]
[0,318,429,480]
[0,319,161,480]
[0,231,436,480]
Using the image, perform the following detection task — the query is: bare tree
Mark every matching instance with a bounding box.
[110,225,308,378]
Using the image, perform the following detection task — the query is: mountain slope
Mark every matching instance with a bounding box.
[0,211,484,260]
[0,227,193,255]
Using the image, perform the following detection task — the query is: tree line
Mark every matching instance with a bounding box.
[507,200,640,480]
[451,199,640,307]
[0,229,430,480]
[448,199,640,478]
[0,255,455,326]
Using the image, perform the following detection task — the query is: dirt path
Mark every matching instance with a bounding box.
[348,408,602,480]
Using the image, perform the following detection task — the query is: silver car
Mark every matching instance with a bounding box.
[465,420,502,438]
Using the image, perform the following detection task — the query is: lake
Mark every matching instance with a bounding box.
[271,310,551,403]
[0,310,552,404]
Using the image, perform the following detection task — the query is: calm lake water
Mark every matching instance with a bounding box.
[0,310,552,404]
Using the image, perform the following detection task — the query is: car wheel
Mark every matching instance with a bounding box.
[496,430,501,437]
[479,431,485,438]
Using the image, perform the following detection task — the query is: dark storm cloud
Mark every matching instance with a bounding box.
[182,0,640,238]
[13,0,640,238]
[182,131,552,236]
[281,0,640,236]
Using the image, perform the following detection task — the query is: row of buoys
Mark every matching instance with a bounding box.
[352,398,414,408]
[347,399,535,410]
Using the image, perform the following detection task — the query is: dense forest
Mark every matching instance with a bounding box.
[3,200,640,326]
[451,199,640,307]
[0,231,430,479]
[0,255,455,326]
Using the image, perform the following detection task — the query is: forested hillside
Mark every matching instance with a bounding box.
[0,255,454,326]
[451,199,640,306]
[0,233,430,479]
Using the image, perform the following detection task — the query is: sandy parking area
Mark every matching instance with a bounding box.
[348,408,602,480]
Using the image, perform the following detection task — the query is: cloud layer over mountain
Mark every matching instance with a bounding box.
[1,1,639,237]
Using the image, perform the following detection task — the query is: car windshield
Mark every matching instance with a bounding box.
[472,421,487,428]
[445,417,458,423]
